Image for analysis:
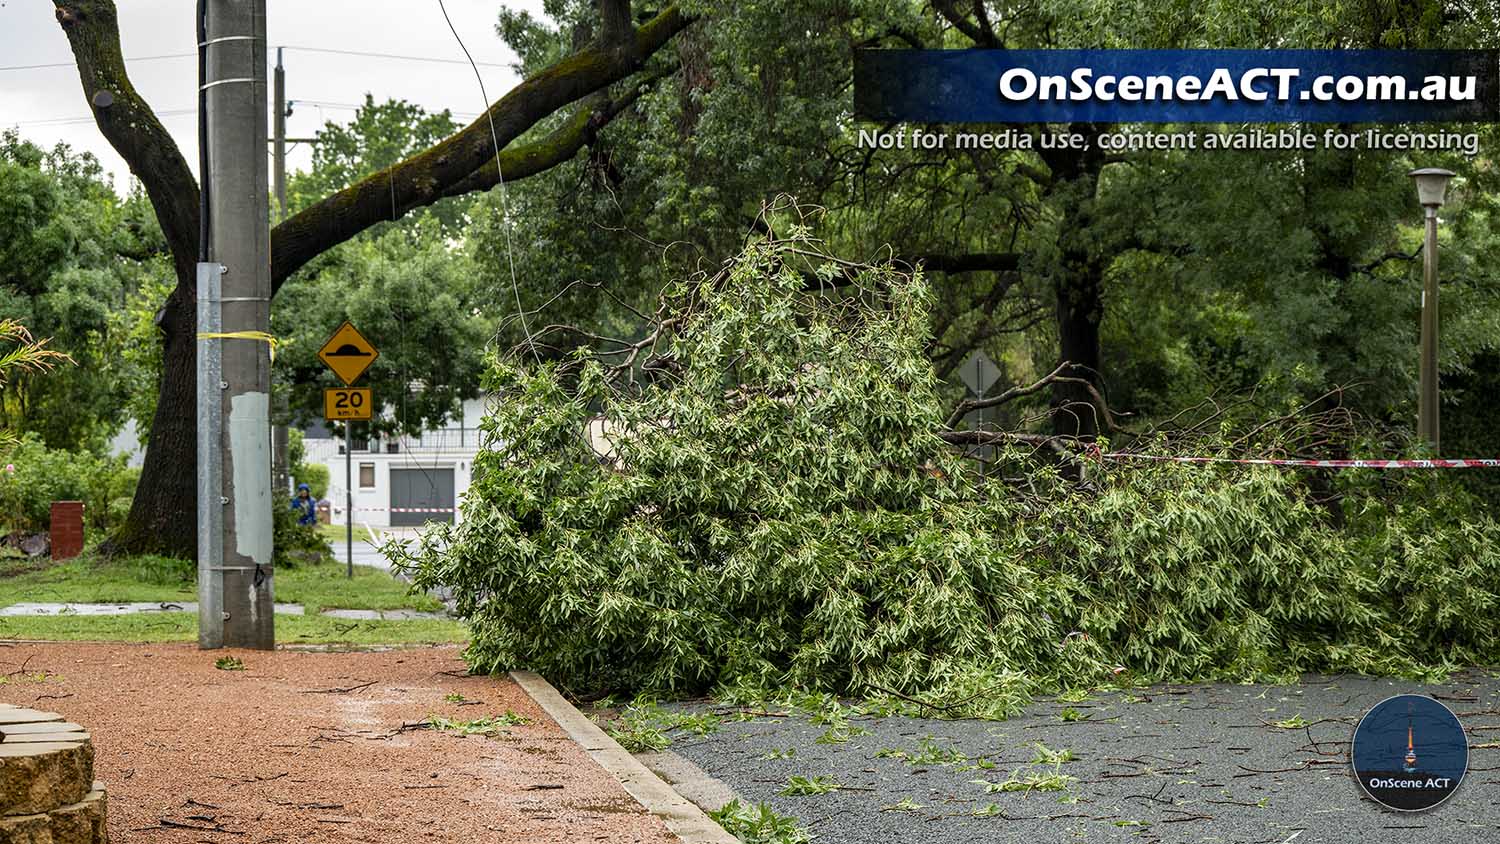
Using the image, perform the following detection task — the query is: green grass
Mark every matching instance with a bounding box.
[277,559,441,613]
[0,555,195,604]
[0,611,467,645]
[0,552,440,613]
[317,523,379,547]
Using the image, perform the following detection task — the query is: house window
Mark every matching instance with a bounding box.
[359,463,376,488]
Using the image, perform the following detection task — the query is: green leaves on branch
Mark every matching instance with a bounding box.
[397,223,1093,709]
[395,223,1500,710]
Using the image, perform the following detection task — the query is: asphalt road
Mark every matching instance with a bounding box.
[668,672,1500,844]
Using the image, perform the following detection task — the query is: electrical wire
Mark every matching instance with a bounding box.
[0,53,195,72]
[434,0,535,360]
[0,46,508,74]
[13,108,195,127]
[278,45,511,69]
[290,99,481,120]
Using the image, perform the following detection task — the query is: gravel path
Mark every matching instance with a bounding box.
[668,672,1500,844]
[0,642,675,843]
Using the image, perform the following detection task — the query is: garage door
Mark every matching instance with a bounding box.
[389,468,455,527]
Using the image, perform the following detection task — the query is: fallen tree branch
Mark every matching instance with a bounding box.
[945,361,1075,428]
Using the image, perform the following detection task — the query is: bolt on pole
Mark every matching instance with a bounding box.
[199,0,275,649]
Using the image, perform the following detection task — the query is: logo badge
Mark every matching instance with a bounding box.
[1352,693,1467,812]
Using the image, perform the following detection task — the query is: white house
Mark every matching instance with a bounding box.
[302,397,487,528]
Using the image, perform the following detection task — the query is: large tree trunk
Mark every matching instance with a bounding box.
[1040,126,1108,438]
[105,284,198,556]
[1052,254,1105,438]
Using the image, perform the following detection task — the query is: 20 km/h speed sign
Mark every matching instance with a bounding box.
[324,387,373,421]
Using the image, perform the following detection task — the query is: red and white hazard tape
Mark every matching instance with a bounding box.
[342,506,457,513]
[1097,451,1500,470]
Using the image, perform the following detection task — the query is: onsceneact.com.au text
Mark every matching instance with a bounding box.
[998,67,1479,104]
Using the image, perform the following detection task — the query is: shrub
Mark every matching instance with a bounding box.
[273,503,332,567]
[0,433,137,535]
[394,228,1500,706]
[288,427,330,499]
[293,464,330,501]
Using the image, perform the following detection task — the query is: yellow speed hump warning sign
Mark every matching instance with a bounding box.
[317,321,378,386]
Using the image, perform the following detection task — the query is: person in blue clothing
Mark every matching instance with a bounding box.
[290,482,318,526]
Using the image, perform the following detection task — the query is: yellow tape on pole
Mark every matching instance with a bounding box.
[197,330,280,361]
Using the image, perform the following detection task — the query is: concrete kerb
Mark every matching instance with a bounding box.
[509,670,740,844]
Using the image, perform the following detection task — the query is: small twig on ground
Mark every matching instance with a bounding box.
[1162,811,1214,823]
[710,708,790,718]
[1124,782,1174,805]
[867,683,1013,716]
[211,771,288,785]
[142,819,245,835]
[4,655,36,676]
[300,680,376,695]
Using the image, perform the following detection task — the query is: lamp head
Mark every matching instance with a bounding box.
[1408,167,1456,208]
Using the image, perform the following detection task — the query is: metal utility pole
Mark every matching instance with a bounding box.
[1408,168,1455,454]
[346,423,354,579]
[271,47,290,499]
[1419,206,1440,451]
[273,48,287,221]
[198,0,275,650]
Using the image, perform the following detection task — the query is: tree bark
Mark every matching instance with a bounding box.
[52,0,690,558]
[1039,125,1109,438]
[110,288,200,556]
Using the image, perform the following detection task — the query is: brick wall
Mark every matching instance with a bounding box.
[50,500,84,560]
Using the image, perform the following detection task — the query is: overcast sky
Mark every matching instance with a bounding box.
[1,1,545,192]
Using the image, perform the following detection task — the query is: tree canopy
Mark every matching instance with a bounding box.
[0,131,165,451]
[39,0,1500,559]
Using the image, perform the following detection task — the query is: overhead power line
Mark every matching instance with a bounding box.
[13,108,196,127]
[0,45,512,74]
[0,52,194,72]
[278,45,512,69]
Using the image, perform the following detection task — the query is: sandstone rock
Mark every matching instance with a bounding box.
[0,711,63,727]
[0,707,105,843]
[0,812,49,844]
[0,723,84,737]
[0,741,93,816]
[0,788,105,844]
